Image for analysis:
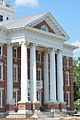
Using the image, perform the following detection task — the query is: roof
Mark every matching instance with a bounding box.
[1,12,69,39]
[64,43,79,50]
[1,13,46,29]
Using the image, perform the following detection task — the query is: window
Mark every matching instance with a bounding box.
[13,48,17,58]
[13,90,18,106]
[0,15,3,22]
[13,65,18,82]
[38,52,41,63]
[0,46,2,56]
[0,90,2,107]
[41,25,49,32]
[38,68,42,80]
[66,71,69,86]
[67,57,69,67]
[0,63,3,81]
[66,92,70,107]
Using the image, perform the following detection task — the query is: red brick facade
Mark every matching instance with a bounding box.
[0,44,74,113]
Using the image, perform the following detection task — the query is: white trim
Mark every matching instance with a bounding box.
[38,51,42,64]
[0,89,2,107]
[13,47,17,58]
[38,67,42,80]
[13,64,18,82]
[41,25,49,32]
[66,71,70,86]
[66,91,70,107]
[0,45,2,57]
[0,62,3,81]
[13,89,18,106]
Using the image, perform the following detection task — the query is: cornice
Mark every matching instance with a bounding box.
[8,26,67,42]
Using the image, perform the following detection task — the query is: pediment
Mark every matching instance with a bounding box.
[28,12,69,40]
[33,20,55,34]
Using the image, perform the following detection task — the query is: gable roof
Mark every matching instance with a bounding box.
[1,12,69,39]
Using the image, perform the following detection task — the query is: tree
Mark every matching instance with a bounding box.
[73,57,80,101]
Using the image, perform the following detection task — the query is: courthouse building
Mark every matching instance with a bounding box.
[0,0,78,115]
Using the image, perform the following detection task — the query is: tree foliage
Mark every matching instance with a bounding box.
[73,57,80,101]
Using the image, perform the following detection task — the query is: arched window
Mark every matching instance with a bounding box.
[41,25,49,32]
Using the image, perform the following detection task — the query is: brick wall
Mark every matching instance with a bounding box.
[0,45,74,112]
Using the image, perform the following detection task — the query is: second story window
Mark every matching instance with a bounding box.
[0,46,2,56]
[13,65,18,82]
[66,71,70,86]
[38,52,42,63]
[0,63,3,81]
[38,68,42,80]
[67,57,69,67]
[13,48,17,58]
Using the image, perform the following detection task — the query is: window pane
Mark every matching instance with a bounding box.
[0,66,1,79]
[0,46,1,55]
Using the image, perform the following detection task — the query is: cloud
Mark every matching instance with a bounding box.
[15,0,39,7]
[72,40,80,58]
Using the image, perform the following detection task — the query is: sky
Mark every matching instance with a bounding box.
[8,0,80,58]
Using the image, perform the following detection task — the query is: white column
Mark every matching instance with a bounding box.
[57,49,64,103]
[50,48,56,102]
[7,44,13,104]
[44,51,49,104]
[21,42,28,102]
[30,44,37,103]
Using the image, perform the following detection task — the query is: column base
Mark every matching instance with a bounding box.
[46,102,59,110]
[31,102,40,110]
[18,101,31,110]
[59,102,67,110]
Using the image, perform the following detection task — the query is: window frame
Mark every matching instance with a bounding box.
[66,71,70,86]
[13,64,18,82]
[38,67,42,80]
[41,25,49,32]
[38,52,42,63]
[13,48,17,58]
[0,89,2,107]
[13,89,18,106]
[0,62,3,81]
[66,91,70,107]
[0,45,2,57]
[67,57,69,67]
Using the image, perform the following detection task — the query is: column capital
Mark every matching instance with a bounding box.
[57,49,63,54]
[30,43,38,47]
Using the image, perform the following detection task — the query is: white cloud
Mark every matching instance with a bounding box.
[72,40,80,47]
[15,0,39,7]
[72,40,80,58]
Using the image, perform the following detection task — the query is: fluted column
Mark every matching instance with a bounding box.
[21,42,28,102]
[50,48,56,102]
[44,51,49,104]
[57,49,64,103]
[7,44,13,104]
[30,44,37,103]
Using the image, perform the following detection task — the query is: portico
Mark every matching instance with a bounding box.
[6,37,65,111]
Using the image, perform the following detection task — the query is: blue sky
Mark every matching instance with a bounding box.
[8,0,80,58]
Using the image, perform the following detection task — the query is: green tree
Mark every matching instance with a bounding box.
[73,57,80,101]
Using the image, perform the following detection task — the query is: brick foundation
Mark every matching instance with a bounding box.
[47,102,59,110]
[31,102,40,110]
[6,104,15,111]
[59,102,67,110]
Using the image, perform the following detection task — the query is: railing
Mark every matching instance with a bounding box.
[28,79,43,90]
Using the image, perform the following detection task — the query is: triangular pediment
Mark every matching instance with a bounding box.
[33,20,55,34]
[27,12,69,39]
